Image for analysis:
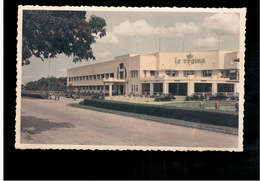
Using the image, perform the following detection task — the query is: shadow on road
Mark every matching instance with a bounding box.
[21,116,75,134]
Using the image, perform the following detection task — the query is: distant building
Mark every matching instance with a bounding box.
[67,50,240,96]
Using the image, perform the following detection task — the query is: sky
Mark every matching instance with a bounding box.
[21,8,241,84]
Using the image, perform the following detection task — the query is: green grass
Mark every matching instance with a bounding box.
[103,97,238,115]
[69,102,238,135]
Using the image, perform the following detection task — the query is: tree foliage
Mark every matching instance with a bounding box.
[23,77,67,92]
[22,10,106,65]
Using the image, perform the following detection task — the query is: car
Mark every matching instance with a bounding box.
[209,93,228,100]
[229,93,239,101]
[91,93,105,100]
[154,94,176,101]
[185,93,204,101]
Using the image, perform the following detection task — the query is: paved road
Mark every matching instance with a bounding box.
[20,97,238,148]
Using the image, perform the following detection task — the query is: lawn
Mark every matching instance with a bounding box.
[104,96,237,112]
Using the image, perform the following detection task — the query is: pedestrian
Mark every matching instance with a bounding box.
[215,99,219,110]
[200,99,205,109]
[49,92,52,99]
[54,93,57,101]
[57,93,60,101]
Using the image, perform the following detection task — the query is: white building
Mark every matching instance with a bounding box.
[67,50,240,97]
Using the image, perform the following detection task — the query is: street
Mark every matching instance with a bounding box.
[19,97,238,148]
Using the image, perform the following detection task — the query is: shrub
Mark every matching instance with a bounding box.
[82,99,238,128]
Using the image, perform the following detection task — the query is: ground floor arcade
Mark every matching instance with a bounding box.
[73,81,238,97]
[141,82,238,96]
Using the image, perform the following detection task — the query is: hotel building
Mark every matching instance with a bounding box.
[67,50,240,97]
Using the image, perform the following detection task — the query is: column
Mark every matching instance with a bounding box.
[103,83,106,94]
[125,83,128,95]
[109,83,113,96]
[212,83,217,95]
[234,83,239,94]
[150,83,154,95]
[188,82,195,95]
[163,82,169,94]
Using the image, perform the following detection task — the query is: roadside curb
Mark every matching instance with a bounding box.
[69,103,238,136]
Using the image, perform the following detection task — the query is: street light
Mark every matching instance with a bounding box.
[48,59,51,98]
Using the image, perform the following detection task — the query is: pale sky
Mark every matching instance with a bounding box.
[22,9,241,84]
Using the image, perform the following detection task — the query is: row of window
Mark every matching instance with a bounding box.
[70,70,237,81]
[143,70,213,77]
[131,85,138,92]
[69,73,114,82]
[74,85,113,91]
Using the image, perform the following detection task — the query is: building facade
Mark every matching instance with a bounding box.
[67,50,240,97]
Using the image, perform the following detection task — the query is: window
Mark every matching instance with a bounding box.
[150,71,155,76]
[73,77,76,81]
[80,76,82,81]
[89,86,92,90]
[93,75,96,79]
[97,75,100,79]
[203,70,212,77]
[120,63,124,69]
[97,86,100,90]
[110,73,114,78]
[101,74,104,79]
[229,70,237,80]
[86,76,88,80]
[86,86,88,90]
[184,71,195,77]
[83,86,85,90]
[105,85,109,90]
[89,75,92,80]
[105,73,109,79]
[93,86,96,90]
[131,70,138,77]
[83,76,85,80]
[120,72,124,79]
[136,85,138,92]
[143,70,146,77]
[77,77,79,81]
[131,85,134,91]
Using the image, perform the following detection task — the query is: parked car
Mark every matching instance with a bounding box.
[185,93,204,101]
[229,93,239,101]
[154,94,176,101]
[209,93,228,100]
[91,93,105,100]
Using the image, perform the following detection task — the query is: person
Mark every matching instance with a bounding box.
[57,93,60,101]
[73,94,76,101]
[215,99,219,110]
[200,99,205,109]
[54,93,57,101]
[49,92,52,99]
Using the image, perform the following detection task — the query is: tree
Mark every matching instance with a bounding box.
[24,77,67,92]
[22,10,106,65]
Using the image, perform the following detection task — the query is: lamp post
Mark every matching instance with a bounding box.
[48,59,51,98]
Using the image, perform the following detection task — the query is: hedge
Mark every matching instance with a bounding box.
[21,93,48,99]
[82,99,238,128]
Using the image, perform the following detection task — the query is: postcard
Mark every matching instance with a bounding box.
[16,6,246,151]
